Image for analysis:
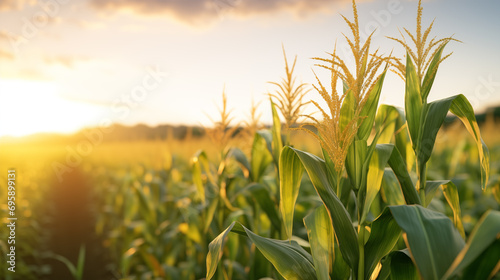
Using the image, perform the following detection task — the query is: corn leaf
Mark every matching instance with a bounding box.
[229,147,251,178]
[345,140,367,191]
[423,180,464,237]
[340,89,356,133]
[421,44,447,101]
[404,53,423,149]
[247,183,281,231]
[279,145,304,240]
[271,101,283,167]
[389,205,465,280]
[449,94,490,189]
[441,181,465,238]
[374,104,401,145]
[304,205,334,280]
[251,132,273,182]
[389,250,419,280]
[206,221,317,280]
[381,169,405,206]
[416,94,490,189]
[364,208,402,279]
[206,221,236,280]
[443,210,500,279]
[361,144,394,224]
[386,145,421,205]
[281,146,359,271]
[192,150,210,203]
[462,239,500,280]
[358,70,387,141]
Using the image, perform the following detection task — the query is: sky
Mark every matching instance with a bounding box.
[0,0,499,137]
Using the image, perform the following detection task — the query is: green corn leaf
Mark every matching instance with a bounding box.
[358,70,387,141]
[364,208,402,279]
[389,250,419,280]
[192,150,210,203]
[374,104,401,145]
[229,147,251,177]
[279,145,304,240]
[441,181,465,238]
[76,245,86,280]
[416,94,490,190]
[404,53,423,149]
[443,210,500,279]
[345,140,367,191]
[340,89,356,133]
[251,132,273,182]
[424,180,465,238]
[206,221,236,280]
[257,130,274,157]
[421,44,447,101]
[247,183,281,231]
[332,245,351,280]
[381,169,406,206]
[204,196,219,233]
[206,221,317,280]
[304,205,334,280]
[389,205,465,280]
[449,94,490,189]
[423,180,445,204]
[386,146,421,205]
[361,144,394,224]
[281,146,359,271]
[271,101,283,167]
[462,239,500,280]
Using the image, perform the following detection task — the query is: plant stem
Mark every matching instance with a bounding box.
[358,225,365,280]
[416,161,427,206]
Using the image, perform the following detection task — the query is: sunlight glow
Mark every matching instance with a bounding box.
[0,79,100,137]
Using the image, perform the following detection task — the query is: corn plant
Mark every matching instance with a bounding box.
[207,1,499,279]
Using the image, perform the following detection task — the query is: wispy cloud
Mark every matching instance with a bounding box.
[88,0,348,25]
[0,49,14,60]
[44,55,89,68]
[0,0,31,11]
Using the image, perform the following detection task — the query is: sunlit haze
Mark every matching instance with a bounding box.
[1,0,499,137]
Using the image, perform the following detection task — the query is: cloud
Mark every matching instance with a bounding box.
[44,55,89,68]
[0,49,14,60]
[88,0,347,25]
[0,0,32,11]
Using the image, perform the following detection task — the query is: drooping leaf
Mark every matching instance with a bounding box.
[206,222,236,280]
[206,221,317,280]
[449,94,490,189]
[281,146,359,271]
[416,94,490,190]
[389,205,465,280]
[443,210,500,279]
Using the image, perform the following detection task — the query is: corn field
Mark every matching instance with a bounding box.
[1,1,499,279]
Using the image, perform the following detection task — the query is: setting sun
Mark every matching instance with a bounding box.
[0,79,99,137]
